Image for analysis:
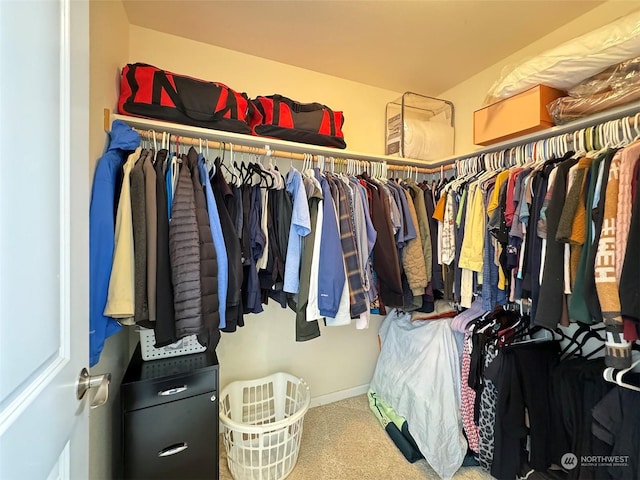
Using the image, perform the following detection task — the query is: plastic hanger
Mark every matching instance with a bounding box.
[219,143,238,185]
[622,117,633,146]
[148,130,158,153]
[603,355,640,392]
[632,113,640,141]
[615,118,628,148]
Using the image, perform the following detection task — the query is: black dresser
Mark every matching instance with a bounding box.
[121,344,219,480]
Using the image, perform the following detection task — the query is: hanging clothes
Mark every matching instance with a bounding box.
[89,120,139,366]
[130,149,149,325]
[211,158,244,332]
[185,148,220,349]
[168,153,204,339]
[198,156,228,330]
[317,174,346,318]
[103,146,142,325]
[153,149,177,347]
[367,175,403,307]
[143,150,158,324]
[535,154,578,328]
[295,172,322,341]
[283,168,311,294]
[595,150,632,368]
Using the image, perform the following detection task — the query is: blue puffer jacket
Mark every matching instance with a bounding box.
[90,120,140,366]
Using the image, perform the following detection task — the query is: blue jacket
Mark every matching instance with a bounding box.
[198,157,228,329]
[317,173,345,318]
[90,120,140,366]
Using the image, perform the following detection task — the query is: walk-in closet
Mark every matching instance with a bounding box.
[2,1,640,480]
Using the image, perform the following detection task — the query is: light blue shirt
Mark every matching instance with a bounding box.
[283,168,311,294]
[592,157,607,243]
[198,157,228,329]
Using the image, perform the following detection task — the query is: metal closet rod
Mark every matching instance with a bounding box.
[107,110,449,171]
[134,128,455,175]
[426,100,640,169]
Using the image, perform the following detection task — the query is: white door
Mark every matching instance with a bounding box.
[0,0,91,478]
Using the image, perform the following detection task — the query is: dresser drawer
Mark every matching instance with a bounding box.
[123,391,219,480]
[123,367,217,411]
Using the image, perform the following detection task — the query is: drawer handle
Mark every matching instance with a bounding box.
[158,443,188,457]
[158,385,187,396]
[210,394,216,402]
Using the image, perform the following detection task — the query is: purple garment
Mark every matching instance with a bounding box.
[450,298,488,333]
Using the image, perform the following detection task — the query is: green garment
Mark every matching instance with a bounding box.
[568,154,603,324]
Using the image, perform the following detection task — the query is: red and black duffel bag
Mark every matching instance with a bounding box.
[118,63,253,134]
[250,95,346,148]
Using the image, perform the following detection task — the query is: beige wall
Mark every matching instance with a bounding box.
[438,0,640,155]
[128,25,397,398]
[128,26,401,154]
[89,1,131,479]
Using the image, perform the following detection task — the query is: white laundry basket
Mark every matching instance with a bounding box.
[219,372,311,480]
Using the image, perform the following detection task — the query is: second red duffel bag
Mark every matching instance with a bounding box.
[250,94,346,148]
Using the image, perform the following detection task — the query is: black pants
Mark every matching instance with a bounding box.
[485,342,559,480]
[550,358,614,480]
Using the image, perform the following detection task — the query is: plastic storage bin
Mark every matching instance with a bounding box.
[220,372,311,480]
[138,327,206,361]
[385,92,454,161]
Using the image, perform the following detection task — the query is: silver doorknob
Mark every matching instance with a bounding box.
[77,368,111,409]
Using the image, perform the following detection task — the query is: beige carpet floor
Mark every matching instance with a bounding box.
[219,394,493,480]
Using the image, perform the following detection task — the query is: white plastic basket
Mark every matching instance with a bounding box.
[220,372,311,480]
[138,327,206,361]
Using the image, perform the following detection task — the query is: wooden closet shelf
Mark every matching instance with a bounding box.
[105,109,448,172]
[107,101,640,175]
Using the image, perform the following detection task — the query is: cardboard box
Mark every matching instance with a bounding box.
[473,85,565,146]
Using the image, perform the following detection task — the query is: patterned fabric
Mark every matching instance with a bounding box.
[441,189,456,265]
[401,190,428,296]
[595,151,632,368]
[616,142,640,280]
[333,176,368,317]
[478,345,498,472]
[461,332,479,453]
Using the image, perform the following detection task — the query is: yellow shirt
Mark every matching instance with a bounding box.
[458,182,485,272]
[487,170,511,218]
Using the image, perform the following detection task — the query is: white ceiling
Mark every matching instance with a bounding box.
[123,0,605,95]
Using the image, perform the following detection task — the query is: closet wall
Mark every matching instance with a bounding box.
[439,0,640,154]
[128,26,401,153]
[89,2,131,480]
[127,25,402,400]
